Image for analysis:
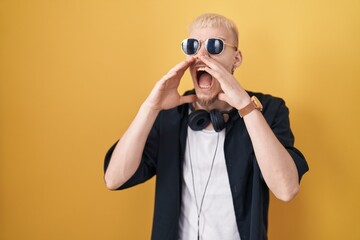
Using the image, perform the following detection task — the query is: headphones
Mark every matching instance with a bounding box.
[188,108,228,132]
[183,89,238,132]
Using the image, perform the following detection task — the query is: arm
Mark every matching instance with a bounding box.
[200,55,300,202]
[243,106,300,202]
[104,57,196,190]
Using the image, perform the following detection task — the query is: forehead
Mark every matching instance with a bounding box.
[189,26,234,42]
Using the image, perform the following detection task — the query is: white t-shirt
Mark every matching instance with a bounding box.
[178,127,241,240]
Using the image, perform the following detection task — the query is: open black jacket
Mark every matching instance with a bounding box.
[104,91,309,240]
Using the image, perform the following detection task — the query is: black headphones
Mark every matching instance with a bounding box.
[188,108,228,132]
[183,89,239,132]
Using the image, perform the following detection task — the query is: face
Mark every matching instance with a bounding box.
[187,26,240,108]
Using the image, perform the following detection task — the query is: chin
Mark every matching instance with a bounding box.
[194,89,218,107]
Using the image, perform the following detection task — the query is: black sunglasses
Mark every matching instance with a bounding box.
[181,38,237,55]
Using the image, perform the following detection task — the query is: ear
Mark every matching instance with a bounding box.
[233,50,242,68]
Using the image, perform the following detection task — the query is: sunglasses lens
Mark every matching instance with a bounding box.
[182,38,199,55]
[206,38,224,54]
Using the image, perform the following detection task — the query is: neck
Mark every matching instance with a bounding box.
[193,99,232,112]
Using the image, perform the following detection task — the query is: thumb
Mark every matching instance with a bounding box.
[180,94,197,105]
[218,92,229,103]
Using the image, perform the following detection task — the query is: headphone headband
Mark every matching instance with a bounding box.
[188,106,230,132]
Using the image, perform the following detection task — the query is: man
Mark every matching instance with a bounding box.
[104,13,308,240]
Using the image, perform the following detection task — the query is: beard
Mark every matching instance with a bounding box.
[196,92,218,107]
[193,76,222,108]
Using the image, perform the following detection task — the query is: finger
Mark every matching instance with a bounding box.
[200,56,230,84]
[179,94,197,105]
[163,57,195,87]
[158,70,177,84]
[199,55,223,71]
[204,66,222,82]
[168,57,194,74]
[168,57,195,75]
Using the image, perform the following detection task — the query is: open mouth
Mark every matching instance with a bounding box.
[196,67,213,89]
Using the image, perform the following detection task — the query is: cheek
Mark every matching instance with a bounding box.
[211,56,234,72]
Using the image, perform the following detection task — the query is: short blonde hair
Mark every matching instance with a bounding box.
[189,13,239,49]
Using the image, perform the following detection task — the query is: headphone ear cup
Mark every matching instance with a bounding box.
[188,110,211,131]
[210,109,226,132]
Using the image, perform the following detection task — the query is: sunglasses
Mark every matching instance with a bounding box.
[181,38,237,55]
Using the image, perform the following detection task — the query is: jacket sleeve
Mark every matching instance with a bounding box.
[103,116,160,190]
[269,98,309,182]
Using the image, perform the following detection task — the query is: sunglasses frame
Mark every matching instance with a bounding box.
[181,37,237,55]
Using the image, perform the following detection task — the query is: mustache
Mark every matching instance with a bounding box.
[193,60,207,68]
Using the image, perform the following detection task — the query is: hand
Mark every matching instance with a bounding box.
[199,55,250,110]
[144,57,197,111]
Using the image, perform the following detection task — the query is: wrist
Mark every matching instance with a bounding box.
[235,94,251,110]
[238,96,263,118]
[141,102,161,116]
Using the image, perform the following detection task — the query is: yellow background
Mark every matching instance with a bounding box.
[1,0,359,239]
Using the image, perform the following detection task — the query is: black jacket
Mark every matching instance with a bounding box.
[104,91,309,240]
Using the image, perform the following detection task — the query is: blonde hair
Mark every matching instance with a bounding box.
[189,13,239,49]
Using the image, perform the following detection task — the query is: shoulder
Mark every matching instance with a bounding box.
[154,104,188,131]
[247,90,285,106]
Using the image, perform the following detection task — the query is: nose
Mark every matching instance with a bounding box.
[195,41,209,57]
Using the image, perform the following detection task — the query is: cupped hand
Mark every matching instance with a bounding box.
[199,55,250,110]
[144,57,197,111]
